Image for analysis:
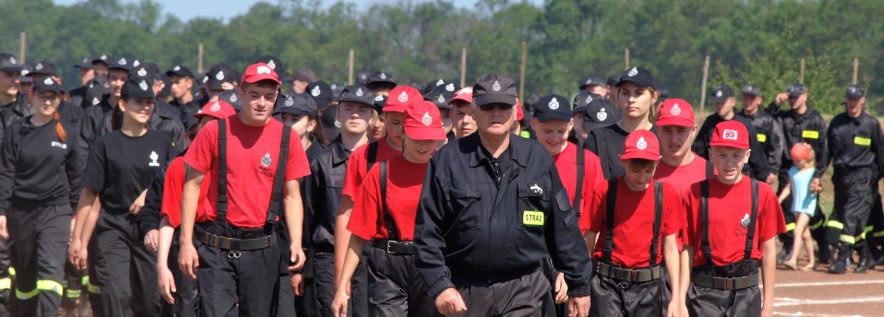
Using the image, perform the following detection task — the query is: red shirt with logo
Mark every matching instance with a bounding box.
[184,117,311,228]
[160,157,211,227]
[685,177,786,266]
[552,142,603,217]
[654,153,711,197]
[582,177,684,267]
[341,138,401,200]
[348,155,426,241]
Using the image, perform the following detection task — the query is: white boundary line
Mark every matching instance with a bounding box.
[773,295,884,307]
[774,312,866,317]
[775,279,884,288]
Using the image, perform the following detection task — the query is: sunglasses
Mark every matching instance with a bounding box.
[478,103,515,112]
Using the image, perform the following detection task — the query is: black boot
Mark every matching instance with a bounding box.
[855,243,873,273]
[828,244,852,274]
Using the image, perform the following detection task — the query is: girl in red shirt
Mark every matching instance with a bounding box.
[331,100,445,317]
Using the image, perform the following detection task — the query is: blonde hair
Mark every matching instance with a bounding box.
[612,86,659,123]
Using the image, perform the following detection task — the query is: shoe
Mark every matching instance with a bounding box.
[828,245,852,274]
[856,244,873,273]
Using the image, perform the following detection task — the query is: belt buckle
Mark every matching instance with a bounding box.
[386,241,394,254]
[726,278,735,290]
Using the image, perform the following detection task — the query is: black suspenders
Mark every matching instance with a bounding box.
[366,141,379,172]
[700,179,759,265]
[215,119,291,229]
[602,179,663,266]
[378,160,400,240]
[573,141,586,217]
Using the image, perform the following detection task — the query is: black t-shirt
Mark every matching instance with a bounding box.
[585,123,660,180]
[83,129,170,214]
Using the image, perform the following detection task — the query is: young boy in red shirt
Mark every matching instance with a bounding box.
[330,100,445,316]
[683,121,785,317]
[582,130,683,316]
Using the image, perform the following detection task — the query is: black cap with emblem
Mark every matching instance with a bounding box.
[533,94,571,122]
[274,93,318,118]
[372,94,387,112]
[254,55,285,77]
[615,66,656,89]
[74,56,94,69]
[121,78,155,99]
[710,84,735,104]
[307,81,333,109]
[579,76,604,90]
[0,53,23,73]
[846,85,864,99]
[337,84,374,107]
[366,71,396,91]
[787,83,806,98]
[741,84,761,96]
[582,98,618,132]
[33,77,63,94]
[218,90,242,111]
[29,61,59,77]
[472,73,518,106]
[82,83,111,108]
[165,65,194,78]
[424,86,455,111]
[108,56,134,73]
[206,63,238,91]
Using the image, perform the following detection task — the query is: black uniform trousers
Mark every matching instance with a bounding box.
[7,204,70,317]
[450,269,551,317]
[365,247,438,317]
[828,168,876,247]
[196,237,277,317]
[869,187,884,253]
[687,262,761,317]
[0,232,11,316]
[302,251,368,317]
[162,231,199,317]
[88,212,161,317]
[589,273,661,317]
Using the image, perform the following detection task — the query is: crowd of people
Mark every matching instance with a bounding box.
[0,51,881,317]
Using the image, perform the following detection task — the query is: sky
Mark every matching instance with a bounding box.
[52,0,497,22]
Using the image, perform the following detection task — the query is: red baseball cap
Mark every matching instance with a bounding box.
[241,62,281,85]
[194,100,237,120]
[403,100,446,141]
[516,99,524,121]
[384,85,422,113]
[621,130,661,161]
[449,87,473,105]
[710,120,749,150]
[790,143,813,161]
[656,98,695,127]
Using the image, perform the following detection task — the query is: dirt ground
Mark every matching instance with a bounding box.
[774,265,884,317]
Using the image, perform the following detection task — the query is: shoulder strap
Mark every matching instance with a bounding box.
[649,181,663,266]
[705,159,715,179]
[266,125,292,227]
[366,141,379,172]
[216,119,229,224]
[573,141,585,216]
[603,178,617,263]
[595,132,611,180]
[744,180,760,259]
[379,160,400,240]
[700,180,713,265]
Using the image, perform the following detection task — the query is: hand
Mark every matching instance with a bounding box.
[178,242,199,280]
[666,300,682,317]
[330,288,349,317]
[76,246,89,271]
[158,265,177,304]
[144,229,159,253]
[554,272,569,304]
[288,245,306,272]
[435,288,467,315]
[0,215,8,239]
[765,173,777,187]
[68,239,82,267]
[567,295,590,317]
[810,177,822,194]
[290,273,304,296]
[761,306,773,317]
[129,191,147,215]
[775,93,788,106]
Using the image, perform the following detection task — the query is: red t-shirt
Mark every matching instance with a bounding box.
[184,117,311,228]
[160,157,211,227]
[348,155,426,241]
[654,153,711,197]
[582,177,684,268]
[685,177,786,267]
[341,138,401,200]
[553,143,602,217]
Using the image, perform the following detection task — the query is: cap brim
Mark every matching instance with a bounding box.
[534,112,571,122]
[0,65,23,73]
[338,97,374,108]
[616,78,654,89]
[474,94,517,106]
[656,117,694,127]
[274,107,315,117]
[620,151,660,161]
[405,126,446,141]
[242,74,281,85]
[381,104,407,113]
[709,141,749,150]
[448,96,472,105]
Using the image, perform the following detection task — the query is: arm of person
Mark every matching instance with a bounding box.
[284,179,306,271]
[333,196,354,283]
[157,216,176,304]
[0,127,17,238]
[584,231,598,256]
[178,165,204,280]
[69,188,96,267]
[65,134,84,210]
[778,183,791,204]
[77,197,102,271]
[663,234,680,317]
[761,238,777,317]
[330,235,367,317]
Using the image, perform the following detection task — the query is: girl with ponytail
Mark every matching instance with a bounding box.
[0,78,83,316]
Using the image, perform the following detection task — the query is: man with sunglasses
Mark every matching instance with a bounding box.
[414,73,591,317]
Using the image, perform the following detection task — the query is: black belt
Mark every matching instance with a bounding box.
[196,227,276,251]
[594,262,661,282]
[371,239,414,255]
[692,272,759,290]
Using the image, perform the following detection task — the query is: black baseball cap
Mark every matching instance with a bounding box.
[206,63,238,91]
[131,66,155,83]
[367,71,396,90]
[787,83,806,98]
[108,56,134,72]
[615,67,656,89]
[94,54,112,65]
[307,81,333,109]
[472,73,518,106]
[275,93,318,118]
[33,77,63,94]
[29,61,59,77]
[165,65,194,78]
[321,104,340,141]
[372,94,387,112]
[82,83,110,108]
[121,78,155,99]
[74,56,94,69]
[0,53,23,73]
[572,91,601,115]
[424,86,455,111]
[582,99,617,131]
[579,76,604,90]
[741,84,761,96]
[254,55,285,76]
[533,94,571,122]
[337,84,374,107]
[710,84,735,104]
[846,85,864,99]
[290,67,318,83]
[606,74,619,86]
[218,90,242,111]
